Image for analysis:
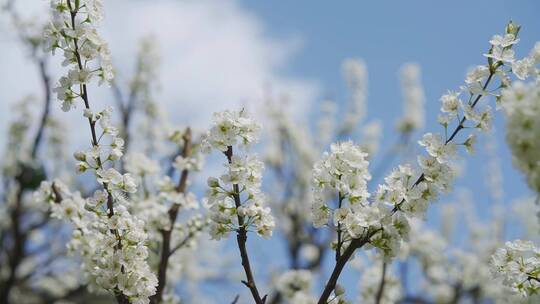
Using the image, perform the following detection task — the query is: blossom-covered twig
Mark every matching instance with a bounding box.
[41,1,157,303]
[202,110,274,304]
[314,23,521,304]
[152,128,192,304]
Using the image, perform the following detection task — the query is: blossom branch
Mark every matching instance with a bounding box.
[315,26,519,304]
[47,1,152,302]
[317,231,377,304]
[152,128,192,304]
[335,192,344,261]
[318,67,496,303]
[225,145,267,304]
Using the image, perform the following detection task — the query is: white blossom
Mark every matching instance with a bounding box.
[501,81,540,192]
[203,110,274,240]
[491,240,540,297]
[201,109,261,152]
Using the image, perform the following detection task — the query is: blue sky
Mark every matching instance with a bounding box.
[241,0,540,209]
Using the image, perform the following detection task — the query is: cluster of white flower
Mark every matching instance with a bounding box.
[202,110,274,240]
[438,89,492,134]
[201,110,260,152]
[491,240,540,297]
[396,63,425,133]
[74,108,131,170]
[35,180,157,303]
[275,270,315,303]
[311,141,410,257]
[44,0,113,112]
[500,81,540,193]
[312,25,522,264]
[482,23,539,82]
[312,141,371,228]
[40,1,158,302]
[485,32,520,64]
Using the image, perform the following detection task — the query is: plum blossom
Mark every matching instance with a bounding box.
[203,110,274,240]
[491,240,540,297]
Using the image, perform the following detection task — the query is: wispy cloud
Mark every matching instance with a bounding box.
[0,0,319,147]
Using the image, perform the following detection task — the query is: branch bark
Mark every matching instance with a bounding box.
[317,231,377,304]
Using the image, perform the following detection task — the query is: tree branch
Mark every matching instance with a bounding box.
[317,230,377,304]
[151,128,192,304]
[225,146,267,304]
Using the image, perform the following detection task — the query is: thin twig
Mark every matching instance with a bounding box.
[225,146,267,304]
[317,229,379,304]
[335,192,344,261]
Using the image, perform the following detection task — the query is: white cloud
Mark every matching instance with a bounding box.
[0,0,319,148]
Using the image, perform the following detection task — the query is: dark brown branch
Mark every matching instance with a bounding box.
[317,230,377,304]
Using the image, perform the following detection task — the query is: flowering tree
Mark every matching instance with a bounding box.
[1,1,540,304]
